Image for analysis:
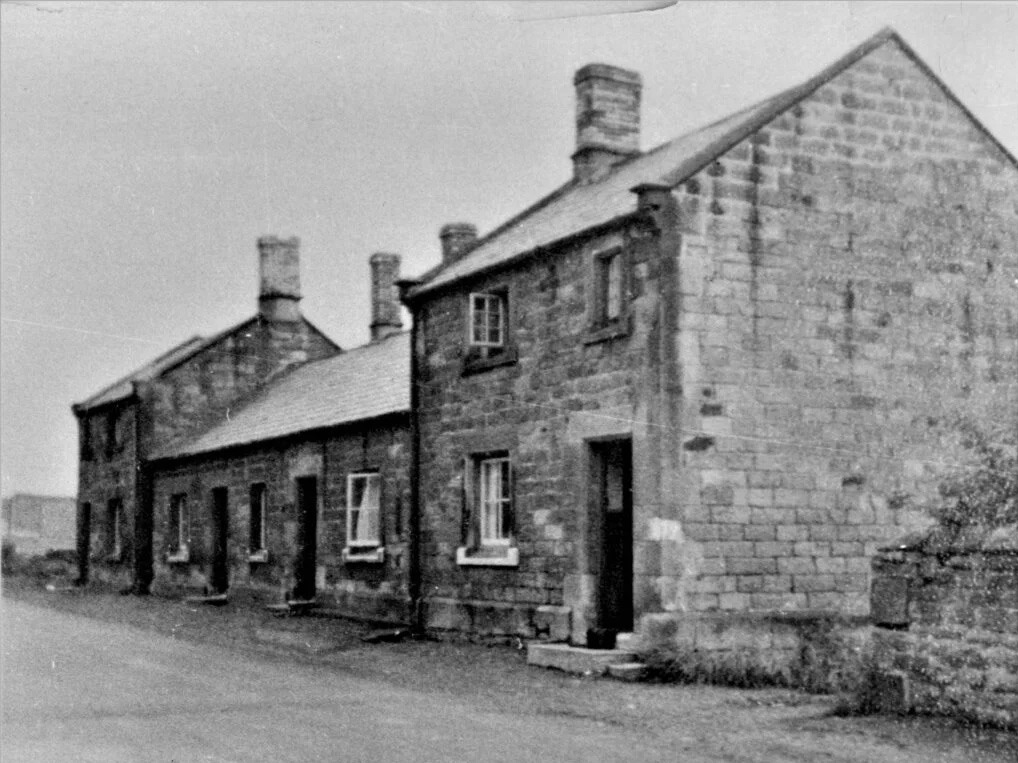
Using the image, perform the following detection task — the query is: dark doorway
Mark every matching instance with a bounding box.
[591,439,633,632]
[76,502,91,584]
[210,487,230,594]
[293,476,318,601]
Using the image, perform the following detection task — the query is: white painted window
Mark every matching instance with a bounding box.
[479,457,512,546]
[347,473,381,548]
[469,292,506,348]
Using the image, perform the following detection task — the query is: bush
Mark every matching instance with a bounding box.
[932,421,1016,528]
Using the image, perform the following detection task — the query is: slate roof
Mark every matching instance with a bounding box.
[409,28,1015,299]
[152,331,410,461]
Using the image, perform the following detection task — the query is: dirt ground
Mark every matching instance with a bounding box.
[3,574,1016,762]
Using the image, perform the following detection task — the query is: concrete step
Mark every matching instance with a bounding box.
[614,631,642,652]
[526,642,637,676]
[607,662,648,682]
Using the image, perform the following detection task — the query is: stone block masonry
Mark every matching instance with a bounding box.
[670,37,1018,622]
[408,34,1017,649]
[870,527,1018,728]
[150,417,410,623]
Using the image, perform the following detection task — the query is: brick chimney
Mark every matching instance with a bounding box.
[258,236,302,322]
[572,64,642,184]
[439,223,478,265]
[369,252,403,342]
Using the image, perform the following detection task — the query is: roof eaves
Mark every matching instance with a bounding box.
[150,408,410,464]
[408,180,577,298]
[405,211,639,303]
[73,334,206,411]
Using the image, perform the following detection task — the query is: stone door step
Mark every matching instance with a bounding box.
[184,593,228,606]
[526,642,638,675]
[607,662,649,682]
[266,599,320,616]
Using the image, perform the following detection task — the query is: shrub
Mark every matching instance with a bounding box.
[932,421,1016,528]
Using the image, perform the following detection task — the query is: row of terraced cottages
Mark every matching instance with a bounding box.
[74,29,1018,653]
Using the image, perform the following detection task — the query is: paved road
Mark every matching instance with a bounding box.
[2,599,692,763]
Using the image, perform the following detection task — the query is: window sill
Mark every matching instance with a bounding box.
[461,346,518,376]
[166,547,190,564]
[343,546,385,564]
[456,546,519,567]
[583,315,632,345]
[248,549,270,564]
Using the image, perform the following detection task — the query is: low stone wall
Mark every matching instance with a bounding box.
[869,525,1018,728]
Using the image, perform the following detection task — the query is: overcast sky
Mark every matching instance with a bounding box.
[2,1,1016,500]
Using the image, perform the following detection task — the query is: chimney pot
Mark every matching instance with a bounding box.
[572,63,642,184]
[439,222,478,265]
[369,252,403,342]
[258,235,302,322]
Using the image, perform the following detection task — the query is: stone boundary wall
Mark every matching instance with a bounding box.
[870,525,1018,728]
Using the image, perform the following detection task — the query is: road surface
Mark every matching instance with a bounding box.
[2,598,701,763]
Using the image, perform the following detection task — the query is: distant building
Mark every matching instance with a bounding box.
[400,28,1018,652]
[2,493,76,556]
[72,237,339,589]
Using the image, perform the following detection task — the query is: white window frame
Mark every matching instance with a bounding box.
[346,472,381,549]
[479,457,512,547]
[469,292,506,348]
[168,493,189,563]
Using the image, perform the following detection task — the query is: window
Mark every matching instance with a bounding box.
[594,248,627,325]
[586,247,631,344]
[469,292,506,349]
[597,250,623,323]
[168,493,189,562]
[106,497,123,561]
[81,417,94,461]
[249,483,268,562]
[463,290,517,374]
[479,457,512,546]
[104,409,122,459]
[347,473,381,548]
[457,453,518,567]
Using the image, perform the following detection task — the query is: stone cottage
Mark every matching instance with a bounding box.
[146,254,410,620]
[399,28,1018,653]
[73,237,338,591]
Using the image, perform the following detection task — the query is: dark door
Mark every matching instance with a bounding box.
[293,476,318,601]
[594,440,633,632]
[210,487,230,594]
[76,502,91,584]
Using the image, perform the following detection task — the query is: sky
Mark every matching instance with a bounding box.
[2,1,1016,500]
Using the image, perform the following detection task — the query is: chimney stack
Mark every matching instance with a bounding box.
[439,222,478,265]
[258,236,302,322]
[572,64,642,184]
[369,252,403,342]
